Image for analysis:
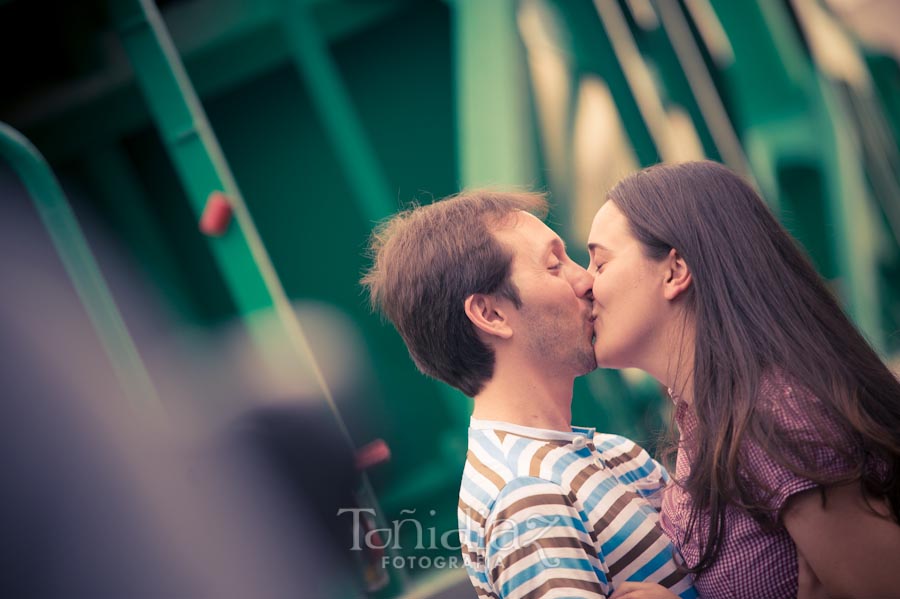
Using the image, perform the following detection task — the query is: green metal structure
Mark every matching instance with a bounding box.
[2,0,899,596]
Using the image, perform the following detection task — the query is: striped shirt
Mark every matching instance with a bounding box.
[458,418,696,599]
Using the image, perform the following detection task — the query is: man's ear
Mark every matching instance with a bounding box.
[663,248,692,301]
[464,293,513,340]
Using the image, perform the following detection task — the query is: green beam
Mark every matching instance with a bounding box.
[0,121,162,414]
[110,0,271,314]
[649,0,751,176]
[280,2,396,224]
[451,0,537,186]
[12,0,410,163]
[550,0,661,167]
[709,0,885,350]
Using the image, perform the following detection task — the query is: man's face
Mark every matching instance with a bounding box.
[492,212,597,376]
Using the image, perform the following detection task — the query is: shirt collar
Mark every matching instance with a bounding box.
[469,417,595,441]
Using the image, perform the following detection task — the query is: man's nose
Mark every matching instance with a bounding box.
[567,263,594,299]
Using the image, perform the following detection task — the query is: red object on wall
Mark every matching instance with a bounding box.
[199,192,233,236]
[355,439,391,471]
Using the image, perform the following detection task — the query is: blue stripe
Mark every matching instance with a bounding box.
[467,566,489,583]
[625,545,673,583]
[679,584,699,599]
[471,432,513,477]
[579,475,621,514]
[595,435,627,453]
[501,476,553,493]
[461,475,495,507]
[465,528,480,544]
[549,448,583,481]
[599,510,644,555]
[616,455,656,484]
[508,437,531,472]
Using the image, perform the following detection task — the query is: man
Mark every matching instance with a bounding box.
[362,191,695,599]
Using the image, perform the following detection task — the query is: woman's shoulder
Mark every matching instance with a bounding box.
[755,369,832,433]
[742,369,862,513]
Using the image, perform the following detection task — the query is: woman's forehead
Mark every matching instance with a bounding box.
[589,202,629,245]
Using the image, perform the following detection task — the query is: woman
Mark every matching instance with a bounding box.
[588,161,900,598]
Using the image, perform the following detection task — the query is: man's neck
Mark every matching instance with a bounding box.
[471,366,575,433]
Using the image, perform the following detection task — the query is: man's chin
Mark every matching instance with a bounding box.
[576,352,598,376]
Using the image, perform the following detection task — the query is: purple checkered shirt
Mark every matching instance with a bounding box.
[660,374,860,598]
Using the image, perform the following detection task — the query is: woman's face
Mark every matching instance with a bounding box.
[587,201,670,370]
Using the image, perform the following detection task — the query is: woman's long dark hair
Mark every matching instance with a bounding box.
[608,160,900,575]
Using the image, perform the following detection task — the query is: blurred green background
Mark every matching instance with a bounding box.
[2,0,899,596]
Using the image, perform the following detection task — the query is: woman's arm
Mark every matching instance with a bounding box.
[783,481,900,598]
[797,551,830,599]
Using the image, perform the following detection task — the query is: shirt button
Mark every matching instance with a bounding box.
[596,458,606,469]
[572,436,586,449]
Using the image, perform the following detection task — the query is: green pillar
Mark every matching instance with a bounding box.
[452,0,537,187]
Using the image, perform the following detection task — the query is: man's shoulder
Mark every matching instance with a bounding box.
[460,426,577,518]
[460,474,576,528]
[592,432,651,461]
[458,471,572,537]
[593,433,668,489]
[593,432,638,449]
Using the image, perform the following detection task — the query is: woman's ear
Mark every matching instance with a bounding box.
[663,248,692,301]
[464,294,513,339]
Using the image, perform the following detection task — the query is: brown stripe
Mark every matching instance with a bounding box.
[657,565,692,589]
[468,449,507,490]
[607,525,664,577]
[490,536,598,582]
[528,443,558,477]
[604,443,644,469]
[590,490,641,539]
[520,577,605,599]
[569,462,603,495]
[472,585,500,598]
[487,493,571,538]
[459,498,486,527]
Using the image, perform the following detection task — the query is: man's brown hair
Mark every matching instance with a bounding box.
[361,190,548,397]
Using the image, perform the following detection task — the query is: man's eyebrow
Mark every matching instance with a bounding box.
[547,237,566,254]
[587,242,608,253]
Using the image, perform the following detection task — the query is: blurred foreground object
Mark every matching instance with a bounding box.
[0,183,361,598]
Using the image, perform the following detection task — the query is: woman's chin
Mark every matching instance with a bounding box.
[593,346,633,371]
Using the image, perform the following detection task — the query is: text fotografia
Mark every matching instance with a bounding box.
[337,508,564,569]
